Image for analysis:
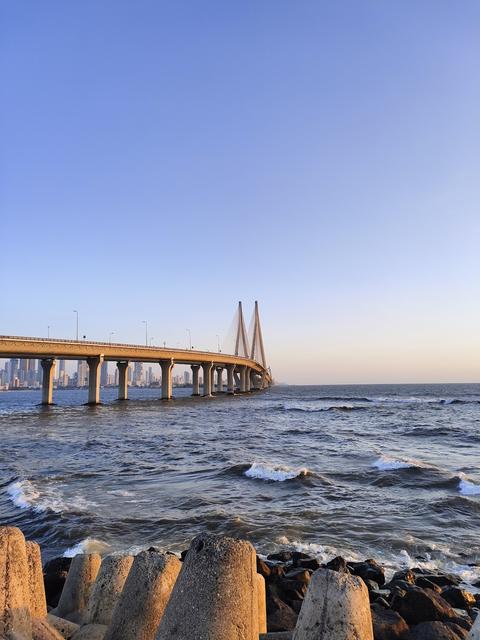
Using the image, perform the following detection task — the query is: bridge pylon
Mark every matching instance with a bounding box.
[250,301,267,370]
[234,301,249,358]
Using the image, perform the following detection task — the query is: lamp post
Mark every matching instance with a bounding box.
[216,334,221,353]
[142,320,148,346]
[47,325,50,338]
[109,332,115,344]
[73,310,79,341]
[186,329,192,350]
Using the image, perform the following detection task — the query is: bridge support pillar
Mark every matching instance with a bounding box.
[210,366,215,394]
[245,367,251,392]
[87,356,103,404]
[41,358,56,405]
[234,370,240,392]
[239,366,247,393]
[251,370,260,390]
[117,361,129,400]
[216,367,223,393]
[191,364,200,396]
[160,359,174,400]
[226,365,235,395]
[202,362,213,396]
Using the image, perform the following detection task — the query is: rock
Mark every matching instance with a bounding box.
[106,550,180,640]
[260,633,293,639]
[298,558,321,572]
[369,589,391,604]
[421,574,462,588]
[392,586,457,625]
[365,579,380,592]
[53,554,101,621]
[0,525,32,640]
[291,552,312,566]
[410,621,467,640]
[86,554,133,625]
[268,552,293,563]
[43,558,72,608]
[284,569,311,584]
[157,534,258,639]
[442,587,477,610]
[416,577,442,593]
[258,558,272,578]
[348,559,386,586]
[468,613,480,639]
[326,556,348,573]
[374,597,392,609]
[267,595,298,632]
[371,604,410,640]
[292,568,373,640]
[70,623,107,640]
[46,613,80,639]
[390,570,416,585]
[258,573,267,634]
[27,541,48,618]
[32,616,65,639]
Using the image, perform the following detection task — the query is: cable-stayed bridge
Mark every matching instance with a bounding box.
[0,302,272,405]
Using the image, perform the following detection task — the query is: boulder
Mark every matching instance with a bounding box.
[371,603,410,640]
[86,554,133,625]
[415,577,442,593]
[106,550,180,640]
[43,557,72,608]
[267,595,298,632]
[392,586,457,625]
[468,613,480,640]
[268,552,294,563]
[421,574,462,588]
[410,621,468,640]
[27,541,48,618]
[298,558,321,572]
[293,568,374,640]
[32,616,65,640]
[348,559,386,586]
[326,556,348,573]
[389,570,416,585]
[0,525,32,640]
[157,534,258,639]
[258,573,267,634]
[46,613,80,639]
[258,558,272,579]
[442,587,477,610]
[53,554,101,621]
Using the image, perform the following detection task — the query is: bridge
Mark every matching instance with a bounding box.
[0,302,272,405]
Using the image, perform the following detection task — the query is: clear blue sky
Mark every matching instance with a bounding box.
[1,1,479,384]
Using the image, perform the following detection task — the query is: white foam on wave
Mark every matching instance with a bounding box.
[372,455,415,471]
[244,462,308,482]
[6,478,95,514]
[63,537,112,558]
[458,474,480,496]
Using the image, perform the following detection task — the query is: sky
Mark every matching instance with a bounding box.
[1,1,479,384]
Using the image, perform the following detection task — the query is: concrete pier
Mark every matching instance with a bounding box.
[239,365,247,392]
[226,364,235,394]
[191,364,200,396]
[117,361,129,400]
[202,362,213,396]
[245,367,251,392]
[216,367,223,393]
[41,358,56,405]
[87,356,103,405]
[160,359,174,400]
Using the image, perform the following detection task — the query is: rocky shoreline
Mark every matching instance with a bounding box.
[2,525,479,639]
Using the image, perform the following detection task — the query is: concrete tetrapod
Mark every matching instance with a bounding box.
[468,614,480,640]
[156,533,259,640]
[292,568,374,640]
[26,540,48,618]
[46,613,80,639]
[105,550,181,640]
[86,553,134,625]
[257,573,267,634]
[0,526,32,640]
[53,553,101,622]
[32,617,66,640]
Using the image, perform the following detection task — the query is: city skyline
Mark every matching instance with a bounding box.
[2,2,479,384]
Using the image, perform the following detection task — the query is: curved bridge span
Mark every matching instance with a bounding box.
[0,302,272,405]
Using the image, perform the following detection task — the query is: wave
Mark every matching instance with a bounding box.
[63,537,112,557]
[244,462,309,482]
[458,474,480,496]
[282,403,366,413]
[372,455,421,471]
[6,478,94,515]
[314,396,372,402]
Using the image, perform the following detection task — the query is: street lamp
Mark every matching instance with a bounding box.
[73,310,79,341]
[142,321,148,346]
[109,332,115,344]
[216,334,221,353]
[186,329,192,350]
[47,325,50,338]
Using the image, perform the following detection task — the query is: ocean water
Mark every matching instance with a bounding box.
[0,384,479,586]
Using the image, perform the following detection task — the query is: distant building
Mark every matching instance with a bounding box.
[77,360,88,387]
[100,361,109,386]
[184,370,190,385]
[133,362,143,386]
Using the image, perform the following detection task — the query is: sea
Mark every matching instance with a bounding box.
[0,384,479,587]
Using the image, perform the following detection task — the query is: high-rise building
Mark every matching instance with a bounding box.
[9,359,19,386]
[184,370,190,385]
[77,360,88,387]
[133,362,143,386]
